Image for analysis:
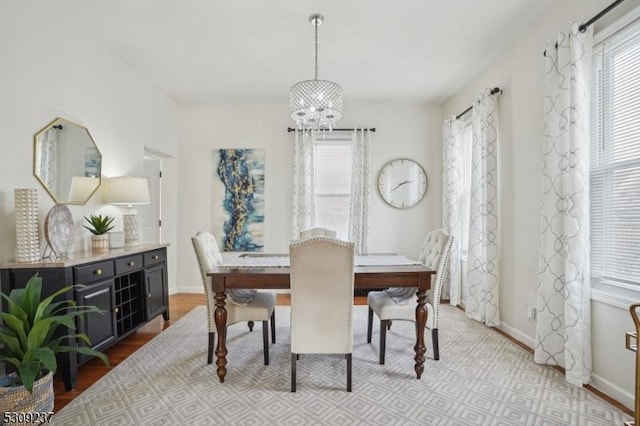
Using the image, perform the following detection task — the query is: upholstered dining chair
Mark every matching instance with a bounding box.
[191,231,276,365]
[289,237,355,392]
[299,227,337,240]
[367,228,453,363]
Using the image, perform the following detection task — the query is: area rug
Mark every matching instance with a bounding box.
[52,305,631,425]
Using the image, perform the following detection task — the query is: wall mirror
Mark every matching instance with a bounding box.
[33,118,102,204]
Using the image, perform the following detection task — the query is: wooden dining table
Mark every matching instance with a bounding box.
[207,254,436,383]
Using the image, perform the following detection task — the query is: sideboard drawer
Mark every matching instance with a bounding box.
[115,254,143,275]
[144,249,165,266]
[74,261,114,284]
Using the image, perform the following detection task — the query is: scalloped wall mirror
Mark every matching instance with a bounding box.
[33,117,102,205]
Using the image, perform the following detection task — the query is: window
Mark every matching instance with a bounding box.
[313,139,353,239]
[591,15,640,296]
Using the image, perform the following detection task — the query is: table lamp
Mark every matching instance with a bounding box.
[105,177,150,245]
[67,176,100,204]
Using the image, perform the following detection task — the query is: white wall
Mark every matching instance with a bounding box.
[442,0,640,408]
[177,102,442,292]
[0,2,181,292]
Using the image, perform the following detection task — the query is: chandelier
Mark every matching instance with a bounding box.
[290,14,343,132]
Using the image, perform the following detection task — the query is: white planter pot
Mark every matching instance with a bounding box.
[91,234,110,252]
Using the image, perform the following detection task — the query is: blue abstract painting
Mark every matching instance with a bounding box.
[213,149,265,251]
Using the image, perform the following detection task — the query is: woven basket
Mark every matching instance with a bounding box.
[0,371,54,424]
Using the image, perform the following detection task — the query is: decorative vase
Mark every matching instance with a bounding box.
[91,234,109,253]
[15,188,40,262]
[0,371,54,424]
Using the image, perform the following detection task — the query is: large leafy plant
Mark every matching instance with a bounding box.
[0,274,109,392]
[83,214,115,235]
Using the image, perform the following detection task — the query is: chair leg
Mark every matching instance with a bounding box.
[432,329,439,361]
[271,310,276,344]
[379,320,387,364]
[346,353,352,392]
[291,353,297,392]
[248,321,254,331]
[262,320,269,365]
[367,307,373,343]
[207,332,215,364]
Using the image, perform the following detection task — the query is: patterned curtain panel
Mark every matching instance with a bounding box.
[535,23,592,386]
[442,118,464,305]
[38,128,58,189]
[349,129,371,254]
[466,90,500,326]
[291,131,316,239]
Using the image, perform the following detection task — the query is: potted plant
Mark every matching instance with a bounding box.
[83,214,115,252]
[0,273,109,416]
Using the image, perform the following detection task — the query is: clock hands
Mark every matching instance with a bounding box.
[390,179,413,192]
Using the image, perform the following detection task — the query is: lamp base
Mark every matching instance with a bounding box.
[122,209,140,246]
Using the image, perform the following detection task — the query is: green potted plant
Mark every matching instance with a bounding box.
[0,273,109,415]
[83,214,115,252]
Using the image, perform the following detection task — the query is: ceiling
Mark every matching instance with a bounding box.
[51,0,555,105]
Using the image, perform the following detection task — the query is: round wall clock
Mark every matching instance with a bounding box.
[377,158,428,209]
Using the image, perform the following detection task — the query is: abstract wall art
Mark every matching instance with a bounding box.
[212,149,265,251]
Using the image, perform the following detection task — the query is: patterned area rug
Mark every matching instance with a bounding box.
[52,305,631,425]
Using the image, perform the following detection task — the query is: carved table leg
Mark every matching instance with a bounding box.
[414,288,428,379]
[214,291,228,383]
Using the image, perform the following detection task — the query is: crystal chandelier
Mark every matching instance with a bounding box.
[290,14,343,132]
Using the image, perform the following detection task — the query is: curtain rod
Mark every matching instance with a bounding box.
[287,127,376,133]
[455,87,501,120]
[543,0,626,56]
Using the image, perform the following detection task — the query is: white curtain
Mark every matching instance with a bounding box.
[349,129,371,254]
[38,128,58,189]
[535,23,592,386]
[442,118,464,305]
[291,130,316,239]
[466,89,500,327]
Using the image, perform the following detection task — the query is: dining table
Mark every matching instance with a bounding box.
[207,253,436,383]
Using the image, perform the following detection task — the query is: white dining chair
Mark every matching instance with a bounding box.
[191,231,276,365]
[367,229,453,363]
[289,236,355,392]
[299,227,337,240]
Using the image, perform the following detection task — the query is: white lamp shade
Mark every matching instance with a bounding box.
[67,176,99,203]
[106,177,150,205]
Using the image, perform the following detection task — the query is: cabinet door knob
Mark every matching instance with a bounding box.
[95,268,102,275]
[148,293,152,299]
[128,261,135,267]
[114,307,119,313]
[152,255,159,260]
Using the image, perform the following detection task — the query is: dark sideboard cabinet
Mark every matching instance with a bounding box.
[0,244,169,390]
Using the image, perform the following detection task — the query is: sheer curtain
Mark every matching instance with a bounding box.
[37,128,58,190]
[465,89,500,327]
[535,23,592,386]
[349,128,371,254]
[441,118,464,305]
[291,130,316,239]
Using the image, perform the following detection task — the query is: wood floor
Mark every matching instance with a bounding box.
[53,294,631,417]
[53,293,366,411]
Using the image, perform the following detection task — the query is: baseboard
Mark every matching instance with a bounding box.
[590,373,634,410]
[498,320,633,412]
[498,321,535,349]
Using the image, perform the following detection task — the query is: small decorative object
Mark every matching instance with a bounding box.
[84,214,115,252]
[14,188,40,262]
[43,203,75,258]
[109,231,125,249]
[0,274,108,417]
[377,158,428,209]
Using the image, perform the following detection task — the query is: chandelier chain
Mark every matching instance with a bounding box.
[314,18,319,80]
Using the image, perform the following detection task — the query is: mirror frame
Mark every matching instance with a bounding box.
[33,117,102,205]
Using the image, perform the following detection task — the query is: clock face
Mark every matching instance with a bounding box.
[377,159,428,209]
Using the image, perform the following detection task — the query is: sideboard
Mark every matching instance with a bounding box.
[0,243,169,390]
